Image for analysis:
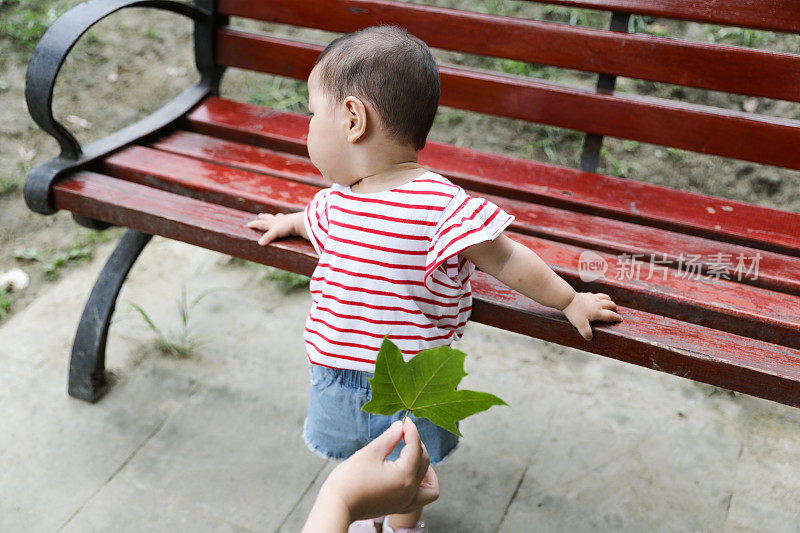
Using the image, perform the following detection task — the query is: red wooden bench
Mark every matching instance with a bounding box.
[24,0,800,404]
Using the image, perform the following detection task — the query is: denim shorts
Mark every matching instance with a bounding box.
[303,364,460,465]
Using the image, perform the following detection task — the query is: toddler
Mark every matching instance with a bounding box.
[246,25,622,532]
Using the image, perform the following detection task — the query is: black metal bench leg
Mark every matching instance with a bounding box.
[68,228,153,403]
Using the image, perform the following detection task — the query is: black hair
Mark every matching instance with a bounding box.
[313,25,440,151]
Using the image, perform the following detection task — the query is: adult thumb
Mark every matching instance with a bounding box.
[365,420,404,459]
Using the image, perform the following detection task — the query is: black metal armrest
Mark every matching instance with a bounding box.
[24,0,226,217]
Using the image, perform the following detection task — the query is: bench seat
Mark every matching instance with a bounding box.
[49,95,800,407]
[24,0,800,405]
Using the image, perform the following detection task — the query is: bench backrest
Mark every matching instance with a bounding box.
[210,0,800,172]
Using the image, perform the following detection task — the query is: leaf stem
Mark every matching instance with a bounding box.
[402,410,409,423]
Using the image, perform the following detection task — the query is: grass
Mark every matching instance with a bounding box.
[144,26,161,40]
[126,282,226,359]
[226,258,310,293]
[0,0,59,51]
[262,267,310,292]
[599,146,642,178]
[525,127,583,166]
[14,244,92,281]
[498,59,562,80]
[0,0,81,51]
[0,288,13,321]
[541,5,607,27]
[0,177,18,196]
[13,228,119,281]
[248,76,309,113]
[705,26,776,48]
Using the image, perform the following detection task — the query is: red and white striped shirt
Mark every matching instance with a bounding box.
[303,170,515,372]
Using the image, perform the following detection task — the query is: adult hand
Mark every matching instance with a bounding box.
[302,418,440,532]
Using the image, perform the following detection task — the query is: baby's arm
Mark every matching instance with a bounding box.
[245,211,309,246]
[461,234,622,340]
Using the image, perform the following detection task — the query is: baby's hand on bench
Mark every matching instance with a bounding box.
[245,212,298,246]
[562,292,623,341]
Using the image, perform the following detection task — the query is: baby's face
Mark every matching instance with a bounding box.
[306,67,353,185]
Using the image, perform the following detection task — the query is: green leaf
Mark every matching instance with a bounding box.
[362,336,508,437]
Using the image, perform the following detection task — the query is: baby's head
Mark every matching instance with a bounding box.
[306,26,440,182]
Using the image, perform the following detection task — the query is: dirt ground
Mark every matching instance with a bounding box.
[1,0,799,325]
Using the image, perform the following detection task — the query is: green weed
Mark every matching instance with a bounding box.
[498,59,562,80]
[0,288,12,321]
[705,26,776,47]
[0,177,18,195]
[248,76,309,113]
[12,229,113,281]
[526,127,583,166]
[628,15,667,36]
[228,258,310,292]
[599,146,640,178]
[127,282,225,359]
[0,0,75,51]
[620,140,640,153]
[437,108,466,127]
[14,242,92,281]
[665,147,686,161]
[262,266,310,293]
[542,5,606,27]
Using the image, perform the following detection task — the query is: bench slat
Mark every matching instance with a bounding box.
[217,27,800,171]
[218,0,800,102]
[92,143,800,349]
[183,97,800,257]
[542,0,800,33]
[52,170,800,408]
[151,130,800,296]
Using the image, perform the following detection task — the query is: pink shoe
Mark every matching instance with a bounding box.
[348,516,385,532]
[383,520,427,533]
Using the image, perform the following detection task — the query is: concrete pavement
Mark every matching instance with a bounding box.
[1,235,798,532]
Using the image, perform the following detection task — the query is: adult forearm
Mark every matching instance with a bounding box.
[302,489,351,533]
[495,241,576,311]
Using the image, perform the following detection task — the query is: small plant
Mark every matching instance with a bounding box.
[665,147,686,161]
[127,282,225,359]
[0,0,77,51]
[628,15,667,36]
[0,288,13,321]
[542,5,605,27]
[0,177,18,195]
[262,266,311,292]
[14,243,92,281]
[231,259,310,292]
[475,0,505,16]
[498,59,561,80]
[13,229,118,280]
[705,25,776,47]
[526,126,583,166]
[144,26,161,40]
[620,140,640,153]
[599,146,640,178]
[248,76,309,113]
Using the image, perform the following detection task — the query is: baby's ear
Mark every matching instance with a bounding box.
[343,96,368,143]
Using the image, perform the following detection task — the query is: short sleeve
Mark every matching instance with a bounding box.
[304,187,331,255]
[424,190,515,290]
